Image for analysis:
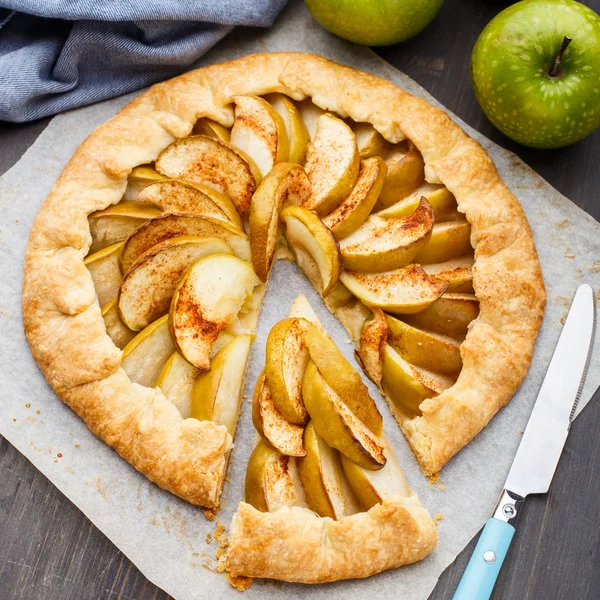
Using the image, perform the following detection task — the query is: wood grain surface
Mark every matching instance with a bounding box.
[1,1,599,598]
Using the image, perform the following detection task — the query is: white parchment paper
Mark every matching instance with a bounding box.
[1,3,599,599]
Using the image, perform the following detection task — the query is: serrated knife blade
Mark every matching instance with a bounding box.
[453,283,596,600]
[504,282,596,498]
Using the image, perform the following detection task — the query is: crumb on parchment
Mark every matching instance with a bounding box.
[434,514,444,526]
[212,520,254,590]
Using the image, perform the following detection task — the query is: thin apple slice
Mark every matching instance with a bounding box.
[121,315,174,387]
[88,201,161,253]
[230,95,289,176]
[192,118,230,142]
[386,314,462,375]
[377,183,457,221]
[297,421,360,519]
[137,180,242,230]
[119,236,232,331]
[252,371,306,457]
[377,142,425,209]
[297,99,326,141]
[191,334,253,436]
[281,205,342,295]
[416,220,472,265]
[288,294,323,326]
[123,165,168,200]
[340,264,448,314]
[353,122,392,159]
[339,197,434,273]
[381,344,454,418]
[302,361,386,470]
[156,351,199,418]
[169,254,260,370]
[266,93,310,165]
[265,317,312,425]
[102,298,136,349]
[403,293,479,340]
[303,114,360,216]
[250,163,311,281]
[245,440,308,513]
[84,241,124,307]
[119,213,250,273]
[341,440,411,510]
[304,324,383,434]
[356,307,388,386]
[155,135,261,216]
[322,156,387,240]
[423,255,475,292]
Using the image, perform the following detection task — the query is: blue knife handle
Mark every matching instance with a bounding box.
[452,518,515,600]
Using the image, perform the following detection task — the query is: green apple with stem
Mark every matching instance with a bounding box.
[471,0,600,149]
[304,0,444,46]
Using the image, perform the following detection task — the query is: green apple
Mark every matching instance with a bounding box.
[304,0,444,46]
[471,0,600,149]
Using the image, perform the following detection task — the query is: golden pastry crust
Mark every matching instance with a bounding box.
[22,52,544,578]
[227,495,437,583]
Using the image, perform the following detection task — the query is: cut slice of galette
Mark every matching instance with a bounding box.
[23,53,545,583]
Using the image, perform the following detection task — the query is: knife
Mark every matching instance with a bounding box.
[453,283,596,600]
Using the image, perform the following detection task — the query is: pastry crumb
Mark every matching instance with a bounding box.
[564,248,575,260]
[204,505,220,520]
[437,483,446,492]
[226,573,253,591]
[428,472,440,485]
[434,513,444,526]
[25,403,31,409]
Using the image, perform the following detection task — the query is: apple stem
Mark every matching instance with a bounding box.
[549,36,573,78]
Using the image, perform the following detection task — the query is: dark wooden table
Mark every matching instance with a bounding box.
[2,1,600,598]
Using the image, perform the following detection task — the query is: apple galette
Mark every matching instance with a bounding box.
[23,53,545,583]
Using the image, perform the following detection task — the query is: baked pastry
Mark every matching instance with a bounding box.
[228,294,437,582]
[22,52,545,582]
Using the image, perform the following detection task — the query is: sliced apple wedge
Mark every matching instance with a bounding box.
[266,93,310,165]
[353,122,392,159]
[322,156,387,240]
[302,361,386,470]
[156,351,199,419]
[288,294,320,324]
[303,114,360,216]
[250,163,311,281]
[169,254,260,370]
[101,298,136,349]
[340,264,448,314]
[386,315,462,375]
[377,183,457,221]
[84,241,124,307]
[230,95,289,176]
[356,307,388,386]
[297,99,326,141]
[252,371,306,457]
[339,198,434,273]
[423,255,475,293]
[304,324,382,434]
[155,135,261,216]
[297,421,360,519]
[121,315,174,387]
[88,201,161,253]
[376,142,425,209]
[118,236,232,331]
[245,440,308,513]
[341,441,411,510]
[403,293,479,340]
[191,334,253,436]
[119,213,250,273]
[281,205,342,295]
[265,317,311,425]
[192,118,230,142]
[416,220,472,265]
[123,165,168,200]
[381,344,454,418]
[137,180,242,230]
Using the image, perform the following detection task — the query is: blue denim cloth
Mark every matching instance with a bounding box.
[0,1,288,122]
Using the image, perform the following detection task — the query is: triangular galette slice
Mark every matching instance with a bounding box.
[226,295,437,583]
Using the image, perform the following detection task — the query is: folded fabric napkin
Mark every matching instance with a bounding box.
[0,0,288,122]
